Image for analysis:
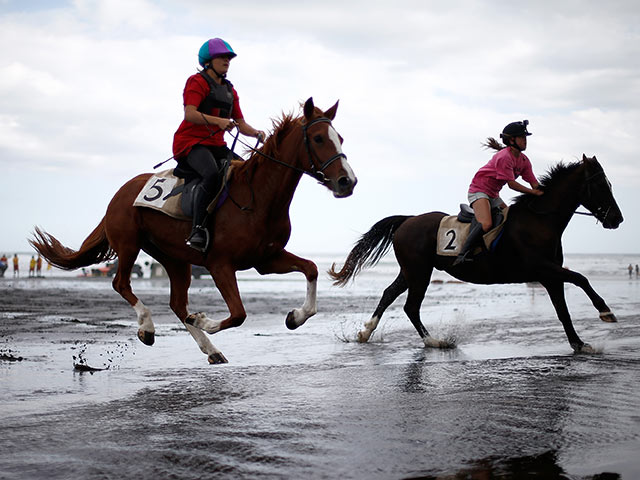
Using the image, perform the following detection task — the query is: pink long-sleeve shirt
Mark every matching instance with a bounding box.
[469,148,538,198]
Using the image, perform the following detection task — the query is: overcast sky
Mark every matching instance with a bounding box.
[1,0,639,258]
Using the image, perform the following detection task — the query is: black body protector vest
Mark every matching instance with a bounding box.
[197,70,234,119]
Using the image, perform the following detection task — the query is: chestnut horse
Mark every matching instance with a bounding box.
[329,155,622,353]
[31,98,357,364]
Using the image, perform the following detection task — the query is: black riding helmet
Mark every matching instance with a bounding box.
[500,120,532,139]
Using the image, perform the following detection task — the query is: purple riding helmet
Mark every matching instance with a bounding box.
[198,38,237,67]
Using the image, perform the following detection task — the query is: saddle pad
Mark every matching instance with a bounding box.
[133,169,189,220]
[436,207,509,256]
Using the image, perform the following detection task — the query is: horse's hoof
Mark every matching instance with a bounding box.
[357,330,371,343]
[422,336,457,349]
[137,329,155,346]
[285,311,299,330]
[573,343,596,354]
[599,311,617,323]
[208,352,228,364]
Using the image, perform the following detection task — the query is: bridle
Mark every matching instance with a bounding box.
[577,170,613,223]
[301,117,347,183]
[226,116,347,211]
[527,168,613,224]
[232,116,347,184]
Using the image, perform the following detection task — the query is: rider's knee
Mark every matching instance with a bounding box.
[480,220,492,232]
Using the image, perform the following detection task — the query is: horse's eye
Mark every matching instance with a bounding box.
[313,135,323,144]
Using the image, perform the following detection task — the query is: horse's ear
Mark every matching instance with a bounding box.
[324,100,339,121]
[303,97,315,120]
[582,154,588,162]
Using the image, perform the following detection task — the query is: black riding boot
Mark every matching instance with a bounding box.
[453,221,486,266]
[186,183,213,252]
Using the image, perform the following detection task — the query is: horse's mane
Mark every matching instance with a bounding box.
[511,160,582,206]
[232,112,300,178]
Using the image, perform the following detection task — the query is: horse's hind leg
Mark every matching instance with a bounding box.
[162,259,228,364]
[111,247,155,346]
[358,272,407,342]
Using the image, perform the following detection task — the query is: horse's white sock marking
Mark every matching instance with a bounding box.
[358,314,380,342]
[188,312,222,334]
[424,336,443,348]
[185,323,222,357]
[290,278,317,327]
[133,300,154,333]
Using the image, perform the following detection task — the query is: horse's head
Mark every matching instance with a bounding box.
[301,97,357,198]
[579,154,623,229]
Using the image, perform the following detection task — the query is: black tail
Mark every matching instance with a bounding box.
[328,215,412,286]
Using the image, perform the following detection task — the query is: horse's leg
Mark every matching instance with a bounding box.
[538,262,616,322]
[254,250,318,330]
[184,264,247,334]
[539,279,594,353]
[358,272,407,343]
[162,259,228,364]
[111,246,156,346]
[402,264,452,348]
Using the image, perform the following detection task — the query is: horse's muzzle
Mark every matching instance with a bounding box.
[332,175,357,198]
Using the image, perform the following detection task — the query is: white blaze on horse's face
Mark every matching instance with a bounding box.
[327,124,357,197]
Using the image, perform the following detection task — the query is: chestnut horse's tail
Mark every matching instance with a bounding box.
[328,215,412,287]
[29,218,116,271]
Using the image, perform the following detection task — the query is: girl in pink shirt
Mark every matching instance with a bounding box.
[454,120,543,265]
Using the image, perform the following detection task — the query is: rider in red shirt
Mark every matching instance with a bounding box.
[173,38,265,252]
[453,120,543,265]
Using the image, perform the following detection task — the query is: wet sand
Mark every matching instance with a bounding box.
[1,273,640,479]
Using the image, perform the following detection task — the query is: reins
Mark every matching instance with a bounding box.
[231,117,346,184]
[222,116,346,211]
[526,169,610,222]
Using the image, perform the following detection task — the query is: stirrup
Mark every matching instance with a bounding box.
[186,227,209,252]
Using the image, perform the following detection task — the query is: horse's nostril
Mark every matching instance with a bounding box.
[338,177,351,188]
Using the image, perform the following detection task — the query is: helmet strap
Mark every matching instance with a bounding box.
[503,135,522,152]
[209,65,226,79]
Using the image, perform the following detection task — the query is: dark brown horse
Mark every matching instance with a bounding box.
[329,155,622,353]
[31,98,357,363]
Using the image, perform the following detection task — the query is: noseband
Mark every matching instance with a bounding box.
[302,117,348,183]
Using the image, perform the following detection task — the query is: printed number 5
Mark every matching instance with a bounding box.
[143,178,166,201]
[444,229,457,250]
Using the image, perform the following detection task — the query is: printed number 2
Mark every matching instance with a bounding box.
[444,229,457,250]
[143,178,166,202]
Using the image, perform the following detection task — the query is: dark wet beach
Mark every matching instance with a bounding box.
[1,257,639,479]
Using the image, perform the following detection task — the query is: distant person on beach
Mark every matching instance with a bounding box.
[454,120,543,265]
[29,256,36,278]
[0,254,7,277]
[635,265,639,278]
[172,37,266,252]
[13,254,19,277]
[36,255,43,277]
[628,264,633,277]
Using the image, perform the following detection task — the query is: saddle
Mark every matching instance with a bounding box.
[169,160,231,217]
[132,162,237,220]
[436,204,508,256]
[456,203,504,227]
